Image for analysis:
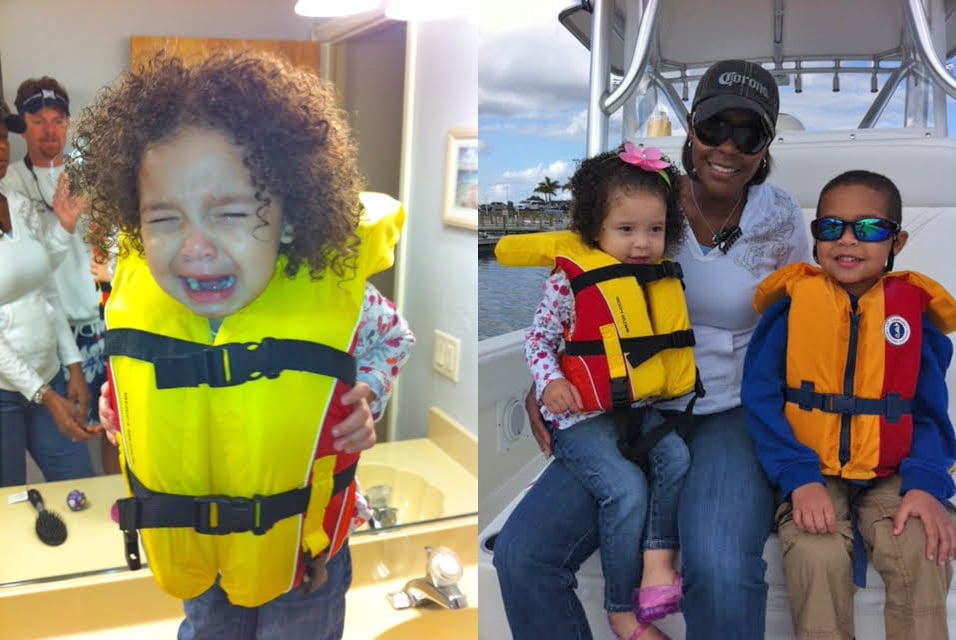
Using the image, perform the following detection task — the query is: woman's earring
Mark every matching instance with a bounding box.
[760,157,768,170]
[280,223,295,244]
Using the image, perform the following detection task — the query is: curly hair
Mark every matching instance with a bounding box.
[568,145,684,257]
[72,50,363,280]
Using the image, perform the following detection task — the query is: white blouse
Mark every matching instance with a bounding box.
[0,187,80,400]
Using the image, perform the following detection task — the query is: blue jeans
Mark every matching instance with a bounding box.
[179,544,351,640]
[494,406,773,640]
[549,409,689,611]
[0,370,95,487]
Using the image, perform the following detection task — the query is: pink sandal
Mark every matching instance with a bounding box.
[633,573,682,623]
[608,615,672,640]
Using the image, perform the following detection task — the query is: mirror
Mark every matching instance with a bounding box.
[0,0,477,591]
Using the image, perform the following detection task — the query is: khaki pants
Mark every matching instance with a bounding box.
[776,475,953,640]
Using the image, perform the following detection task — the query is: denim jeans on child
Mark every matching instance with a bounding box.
[0,370,95,487]
[494,406,774,640]
[179,544,351,640]
[549,407,688,612]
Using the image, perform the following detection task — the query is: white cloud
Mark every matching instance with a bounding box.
[478,0,589,118]
[485,159,574,202]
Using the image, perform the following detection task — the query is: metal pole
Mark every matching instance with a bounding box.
[586,0,611,155]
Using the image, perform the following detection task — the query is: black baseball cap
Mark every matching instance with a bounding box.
[17,88,70,117]
[692,60,779,137]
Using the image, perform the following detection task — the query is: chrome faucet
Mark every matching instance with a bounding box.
[387,546,468,610]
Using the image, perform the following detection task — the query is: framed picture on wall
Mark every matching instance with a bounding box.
[442,127,478,230]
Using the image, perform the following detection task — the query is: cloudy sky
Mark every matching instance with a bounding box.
[478,0,956,205]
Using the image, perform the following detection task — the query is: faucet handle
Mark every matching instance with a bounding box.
[425,546,463,587]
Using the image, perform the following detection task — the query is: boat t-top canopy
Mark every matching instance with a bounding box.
[560,0,956,154]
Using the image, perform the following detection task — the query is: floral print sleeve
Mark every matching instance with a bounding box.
[525,271,574,403]
[353,282,415,420]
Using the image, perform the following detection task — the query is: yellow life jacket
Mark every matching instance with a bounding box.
[496,231,698,411]
[105,192,404,607]
[754,263,956,480]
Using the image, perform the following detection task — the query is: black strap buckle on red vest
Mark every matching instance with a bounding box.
[104,329,357,389]
[116,463,357,571]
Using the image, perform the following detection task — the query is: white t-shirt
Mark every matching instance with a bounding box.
[0,186,81,399]
[657,181,811,415]
[2,159,100,325]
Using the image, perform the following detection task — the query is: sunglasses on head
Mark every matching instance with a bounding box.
[810,217,900,242]
[692,113,771,155]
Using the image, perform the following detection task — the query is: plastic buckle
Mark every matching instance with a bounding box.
[194,496,263,535]
[609,378,629,409]
[826,395,856,415]
[219,339,281,386]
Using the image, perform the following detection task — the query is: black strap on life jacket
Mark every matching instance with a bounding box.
[565,330,697,371]
[116,462,357,571]
[614,372,705,472]
[105,329,357,389]
[786,381,911,424]
[569,261,684,295]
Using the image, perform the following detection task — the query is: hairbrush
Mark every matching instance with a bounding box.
[28,488,67,546]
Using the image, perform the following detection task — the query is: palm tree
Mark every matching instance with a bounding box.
[534,177,561,204]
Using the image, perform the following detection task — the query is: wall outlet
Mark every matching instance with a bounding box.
[433,330,460,382]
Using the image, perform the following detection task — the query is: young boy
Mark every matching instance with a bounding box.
[72,51,414,639]
[742,169,956,640]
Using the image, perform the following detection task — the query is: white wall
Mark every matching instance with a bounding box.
[394,18,478,437]
[0,0,328,160]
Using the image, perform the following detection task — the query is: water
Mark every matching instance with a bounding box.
[478,255,551,340]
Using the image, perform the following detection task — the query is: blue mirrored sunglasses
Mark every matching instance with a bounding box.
[810,217,899,242]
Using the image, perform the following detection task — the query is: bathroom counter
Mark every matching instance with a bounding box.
[0,475,131,587]
[0,514,478,639]
[0,413,478,638]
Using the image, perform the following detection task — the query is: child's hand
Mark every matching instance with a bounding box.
[894,489,956,565]
[790,482,836,534]
[333,382,377,453]
[98,379,118,445]
[541,378,583,415]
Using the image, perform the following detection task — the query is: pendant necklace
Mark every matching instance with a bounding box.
[690,182,743,254]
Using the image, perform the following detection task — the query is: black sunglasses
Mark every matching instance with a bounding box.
[692,113,771,155]
[810,217,900,243]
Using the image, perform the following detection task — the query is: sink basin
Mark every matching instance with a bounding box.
[356,464,445,528]
[373,607,478,639]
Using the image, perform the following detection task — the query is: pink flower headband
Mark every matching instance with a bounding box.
[619,142,671,186]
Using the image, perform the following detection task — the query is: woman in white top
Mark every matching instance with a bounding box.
[0,101,96,487]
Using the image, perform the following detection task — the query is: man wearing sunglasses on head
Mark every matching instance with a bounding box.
[744,169,956,640]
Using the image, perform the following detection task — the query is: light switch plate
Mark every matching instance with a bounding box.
[433,330,460,382]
